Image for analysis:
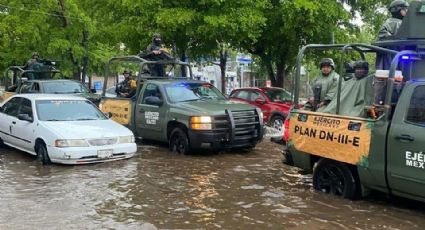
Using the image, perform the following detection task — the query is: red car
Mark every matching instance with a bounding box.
[229,87,293,132]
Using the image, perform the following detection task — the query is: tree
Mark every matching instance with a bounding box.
[241,0,390,88]
[0,0,115,82]
[85,0,267,92]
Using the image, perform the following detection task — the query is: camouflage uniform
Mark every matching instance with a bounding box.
[378,18,403,40]
[377,0,409,40]
[145,33,166,76]
[117,71,136,98]
[312,71,341,105]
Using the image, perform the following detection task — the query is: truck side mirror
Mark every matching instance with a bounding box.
[145,96,163,106]
[17,114,33,122]
[104,112,113,118]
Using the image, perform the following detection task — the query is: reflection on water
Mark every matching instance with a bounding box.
[1,142,425,229]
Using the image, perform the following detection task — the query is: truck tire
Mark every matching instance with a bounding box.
[36,142,51,165]
[313,158,359,200]
[169,127,191,154]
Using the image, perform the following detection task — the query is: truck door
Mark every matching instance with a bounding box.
[135,83,166,140]
[387,83,425,199]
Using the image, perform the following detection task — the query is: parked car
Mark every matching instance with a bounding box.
[229,87,293,133]
[0,94,136,165]
[15,79,101,105]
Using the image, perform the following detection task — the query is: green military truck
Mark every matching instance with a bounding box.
[284,1,425,201]
[99,56,264,154]
[1,62,100,104]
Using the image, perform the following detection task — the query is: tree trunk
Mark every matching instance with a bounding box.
[274,64,284,87]
[81,30,89,88]
[180,49,187,78]
[266,60,276,86]
[219,48,227,93]
[58,0,69,27]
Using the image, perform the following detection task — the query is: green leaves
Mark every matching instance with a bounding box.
[0,0,392,88]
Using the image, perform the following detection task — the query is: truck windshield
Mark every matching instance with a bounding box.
[42,81,89,94]
[36,100,107,121]
[165,82,226,103]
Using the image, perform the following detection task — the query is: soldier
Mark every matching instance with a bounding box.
[24,52,41,70]
[321,60,374,117]
[116,70,137,98]
[306,58,341,111]
[142,33,175,77]
[378,0,409,40]
[146,33,163,56]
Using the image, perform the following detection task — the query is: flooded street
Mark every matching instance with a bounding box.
[1,140,425,229]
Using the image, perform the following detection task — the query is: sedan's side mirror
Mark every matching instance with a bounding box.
[145,96,163,106]
[104,112,113,119]
[255,98,266,105]
[17,114,33,122]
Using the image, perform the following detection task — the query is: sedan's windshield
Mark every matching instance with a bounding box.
[165,82,226,103]
[264,89,292,102]
[42,81,89,94]
[36,100,107,121]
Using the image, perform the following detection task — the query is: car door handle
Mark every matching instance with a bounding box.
[395,134,415,142]
[12,121,16,124]
[139,108,145,113]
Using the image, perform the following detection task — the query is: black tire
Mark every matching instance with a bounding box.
[0,138,5,148]
[169,127,191,154]
[269,115,285,134]
[313,158,360,200]
[36,142,51,165]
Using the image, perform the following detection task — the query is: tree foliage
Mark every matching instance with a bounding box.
[0,0,392,89]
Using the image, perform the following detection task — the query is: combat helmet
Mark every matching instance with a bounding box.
[353,60,369,71]
[152,33,162,45]
[319,58,335,69]
[353,60,369,78]
[32,52,39,58]
[389,0,409,15]
[123,69,132,75]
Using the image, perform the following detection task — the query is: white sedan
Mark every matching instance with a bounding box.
[0,94,136,165]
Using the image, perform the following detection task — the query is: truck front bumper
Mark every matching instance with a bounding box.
[188,129,262,150]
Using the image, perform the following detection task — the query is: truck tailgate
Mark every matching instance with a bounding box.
[288,110,374,166]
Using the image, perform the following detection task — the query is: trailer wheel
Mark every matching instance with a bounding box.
[36,142,51,165]
[169,127,190,154]
[313,158,359,200]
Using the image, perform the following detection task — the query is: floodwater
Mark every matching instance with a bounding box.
[1,140,425,230]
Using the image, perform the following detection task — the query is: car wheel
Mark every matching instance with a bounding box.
[169,127,190,154]
[313,158,360,200]
[269,115,284,133]
[36,143,51,165]
[0,138,5,148]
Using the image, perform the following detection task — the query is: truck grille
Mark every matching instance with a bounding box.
[230,110,260,143]
[88,138,118,146]
[211,109,261,144]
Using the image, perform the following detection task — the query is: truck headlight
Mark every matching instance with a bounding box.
[259,111,264,121]
[55,139,89,147]
[118,135,135,143]
[190,116,212,130]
